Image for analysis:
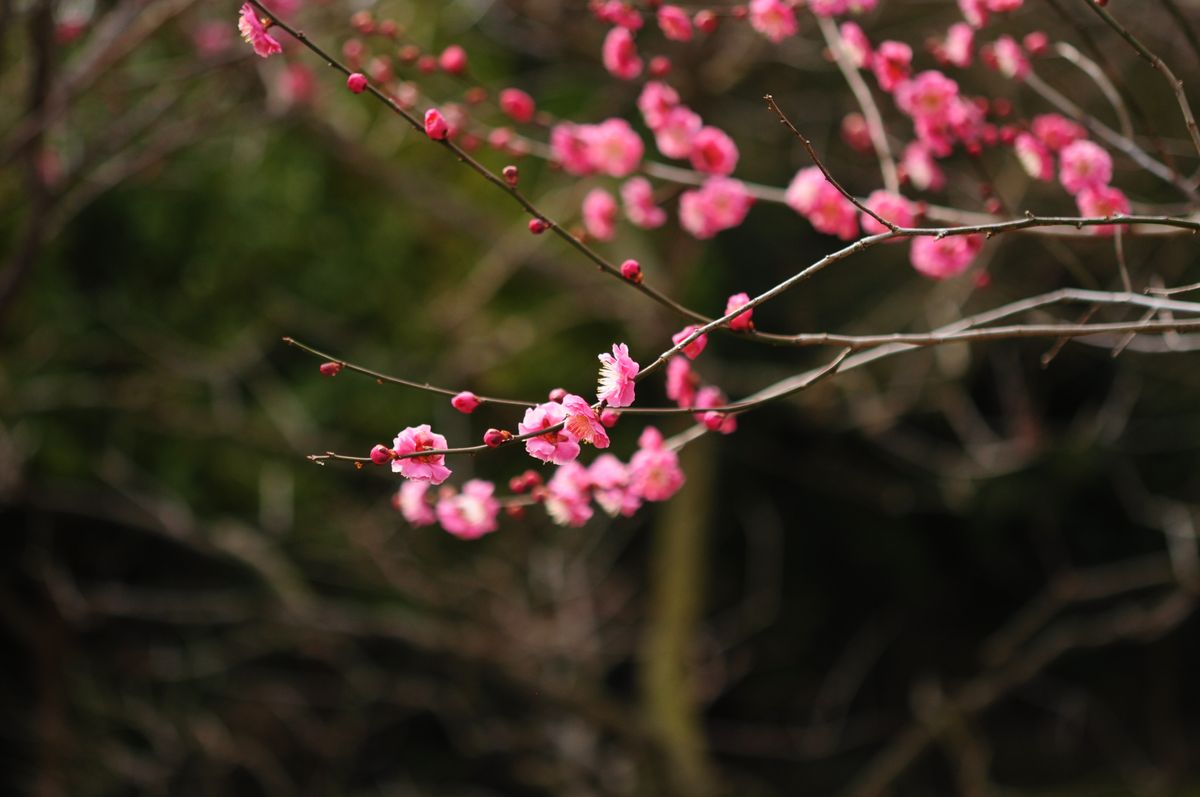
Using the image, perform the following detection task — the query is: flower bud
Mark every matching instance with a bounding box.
[319,361,343,376]
[483,428,512,448]
[451,391,481,414]
[424,108,449,140]
[502,165,519,186]
[620,258,643,283]
[370,444,394,465]
[528,218,549,234]
[346,72,368,94]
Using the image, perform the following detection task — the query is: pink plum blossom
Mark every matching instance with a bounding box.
[785,167,859,240]
[872,41,913,92]
[544,462,594,526]
[748,0,798,43]
[550,123,595,175]
[694,386,737,434]
[809,0,850,17]
[598,0,644,30]
[582,188,619,241]
[562,394,610,449]
[1014,132,1054,180]
[689,126,739,175]
[895,71,960,124]
[519,402,581,465]
[589,455,641,517]
[943,23,974,67]
[909,234,983,279]
[621,177,667,228]
[958,0,988,28]
[637,81,680,129]
[725,292,754,332]
[238,3,282,58]
[860,190,918,236]
[902,142,946,191]
[424,108,449,140]
[1058,140,1112,195]
[439,44,468,74]
[598,343,639,407]
[986,0,1024,11]
[628,427,685,502]
[678,177,754,239]
[396,480,436,526]
[451,391,480,413]
[672,325,708,360]
[436,480,500,539]
[392,425,452,485]
[1076,185,1130,235]
[498,88,536,123]
[666,356,699,407]
[602,26,643,80]
[581,118,644,176]
[840,22,873,68]
[657,5,693,41]
[991,36,1029,80]
[1032,114,1086,152]
[654,106,702,159]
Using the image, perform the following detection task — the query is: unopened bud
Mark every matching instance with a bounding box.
[502,165,519,186]
[319,361,343,376]
[483,428,512,448]
[370,444,394,465]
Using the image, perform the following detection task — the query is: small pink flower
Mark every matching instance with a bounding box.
[238,3,282,58]
[638,81,680,129]
[986,0,1024,11]
[672,325,708,360]
[902,142,946,191]
[725,292,753,331]
[436,479,500,539]
[597,0,644,30]
[602,26,643,80]
[678,177,754,239]
[943,23,974,67]
[1059,140,1112,195]
[392,424,452,485]
[598,342,639,407]
[562,393,611,449]
[1023,31,1049,56]
[895,71,959,123]
[1014,132,1053,180]
[519,402,581,465]
[1076,185,1130,235]
[657,5,693,41]
[694,386,737,434]
[499,88,535,123]
[809,0,850,18]
[840,22,873,68]
[689,126,739,175]
[653,106,702,159]
[991,35,1029,81]
[748,0,797,43]
[628,427,685,502]
[909,234,983,279]
[1032,114,1086,152]
[589,454,641,517]
[860,190,917,236]
[424,108,449,140]
[582,188,619,241]
[785,167,859,240]
[451,391,480,414]
[619,257,645,282]
[666,356,699,407]
[958,0,988,28]
[872,41,912,92]
[581,118,644,177]
[550,123,595,175]
[621,177,667,229]
[544,462,594,526]
[438,44,468,74]
[396,480,436,526]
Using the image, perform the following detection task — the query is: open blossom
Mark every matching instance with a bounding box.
[1032,114,1086,152]
[679,177,754,239]
[637,81,680,128]
[498,88,535,123]
[621,177,667,228]
[785,167,858,240]
[672,325,708,360]
[839,22,873,68]
[902,142,946,191]
[1058,140,1112,195]
[654,106,702,159]
[1014,132,1053,180]
[657,5,693,41]
[748,0,797,43]
[689,126,739,175]
[628,427,685,502]
[582,188,619,241]
[589,455,641,517]
[392,425,452,485]
[550,123,594,175]
[602,26,643,80]
[666,355,699,407]
[519,402,580,465]
[895,71,959,124]
[238,3,282,58]
[580,118,644,176]
[1076,185,1130,235]
[943,23,974,67]
[396,480,436,526]
[544,462,594,526]
[562,393,610,449]
[990,35,1029,81]
[598,342,639,407]
[860,190,917,236]
[725,292,754,331]
[872,41,912,92]
[436,480,500,539]
[909,234,983,279]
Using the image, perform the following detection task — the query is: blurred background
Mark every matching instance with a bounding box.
[2,1,1199,794]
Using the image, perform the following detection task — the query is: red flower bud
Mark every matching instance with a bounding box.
[346,72,368,94]
[319,361,343,376]
[370,444,394,465]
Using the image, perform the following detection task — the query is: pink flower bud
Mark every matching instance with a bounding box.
[620,258,643,283]
[350,10,374,34]
[397,44,420,64]
[346,72,368,94]
[439,44,468,74]
[342,38,365,68]
[417,54,436,74]
[599,409,620,428]
[319,361,343,376]
[424,108,449,140]
[483,428,512,448]
[1023,31,1048,56]
[378,19,400,38]
[694,10,719,34]
[499,88,536,123]
[370,444,394,465]
[648,56,672,77]
[548,388,567,403]
[451,391,481,414]
[528,218,549,234]
[502,165,519,186]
